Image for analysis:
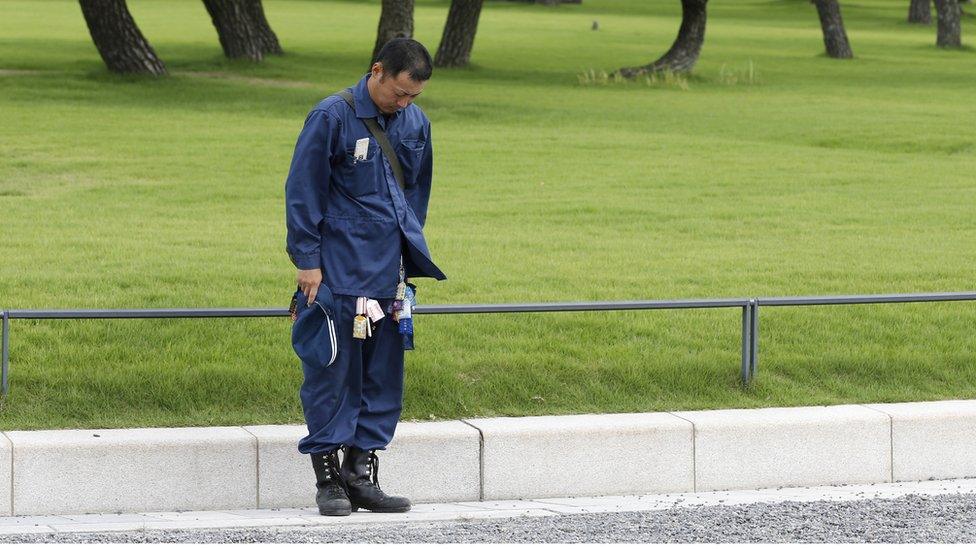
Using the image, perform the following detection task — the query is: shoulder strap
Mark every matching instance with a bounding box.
[336,89,405,190]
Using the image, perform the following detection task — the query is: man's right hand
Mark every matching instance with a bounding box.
[296,268,323,305]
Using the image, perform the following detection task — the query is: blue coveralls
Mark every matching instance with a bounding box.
[284,73,446,454]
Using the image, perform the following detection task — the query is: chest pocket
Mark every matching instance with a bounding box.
[337,138,380,197]
[396,138,426,187]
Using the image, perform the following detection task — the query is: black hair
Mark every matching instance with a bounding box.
[373,38,433,82]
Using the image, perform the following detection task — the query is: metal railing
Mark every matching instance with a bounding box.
[2,291,975,397]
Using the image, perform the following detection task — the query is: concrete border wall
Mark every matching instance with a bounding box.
[1,399,974,516]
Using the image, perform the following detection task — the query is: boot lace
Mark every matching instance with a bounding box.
[320,452,348,498]
[365,450,382,490]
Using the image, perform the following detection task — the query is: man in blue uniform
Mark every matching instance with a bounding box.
[284,39,446,516]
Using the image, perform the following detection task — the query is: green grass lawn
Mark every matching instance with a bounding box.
[1,0,974,430]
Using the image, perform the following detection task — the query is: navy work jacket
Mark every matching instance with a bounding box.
[284,73,447,298]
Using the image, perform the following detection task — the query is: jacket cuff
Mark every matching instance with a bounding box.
[287,250,320,270]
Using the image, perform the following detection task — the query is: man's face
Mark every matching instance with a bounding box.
[368,63,427,114]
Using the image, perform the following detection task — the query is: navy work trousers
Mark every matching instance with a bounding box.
[298,293,405,454]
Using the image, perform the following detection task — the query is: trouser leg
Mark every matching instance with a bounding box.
[298,294,363,454]
[352,297,405,450]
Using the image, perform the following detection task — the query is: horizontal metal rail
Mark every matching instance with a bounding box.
[759,292,976,306]
[2,298,751,320]
[4,309,293,320]
[2,291,974,397]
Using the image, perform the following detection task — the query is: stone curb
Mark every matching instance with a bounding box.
[0,399,973,516]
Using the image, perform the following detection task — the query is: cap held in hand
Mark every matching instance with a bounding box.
[291,283,339,368]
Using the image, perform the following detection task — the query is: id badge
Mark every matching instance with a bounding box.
[354,138,369,162]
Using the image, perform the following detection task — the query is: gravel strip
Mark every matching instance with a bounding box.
[4,492,976,543]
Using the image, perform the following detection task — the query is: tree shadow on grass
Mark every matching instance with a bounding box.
[1,44,563,123]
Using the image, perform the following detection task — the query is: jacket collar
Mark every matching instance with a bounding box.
[351,72,402,121]
[351,73,380,120]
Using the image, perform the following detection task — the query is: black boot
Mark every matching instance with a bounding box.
[340,446,411,513]
[311,450,351,516]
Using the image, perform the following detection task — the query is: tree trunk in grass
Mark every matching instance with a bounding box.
[616,0,707,77]
[242,0,282,55]
[202,0,282,61]
[908,0,932,24]
[813,0,853,59]
[78,0,166,75]
[373,0,414,62]
[934,0,962,47]
[434,0,484,67]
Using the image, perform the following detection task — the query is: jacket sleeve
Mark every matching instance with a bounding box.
[284,109,340,270]
[405,120,434,228]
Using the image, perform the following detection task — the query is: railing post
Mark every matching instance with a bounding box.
[2,310,9,397]
[741,304,752,385]
[751,300,759,380]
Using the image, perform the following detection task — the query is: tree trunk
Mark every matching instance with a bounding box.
[934,0,962,47]
[813,0,853,58]
[243,0,282,55]
[203,0,282,61]
[908,0,932,24]
[78,0,166,75]
[617,0,707,77]
[373,0,414,62]
[434,0,484,67]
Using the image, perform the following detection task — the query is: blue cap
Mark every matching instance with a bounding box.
[291,284,338,368]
